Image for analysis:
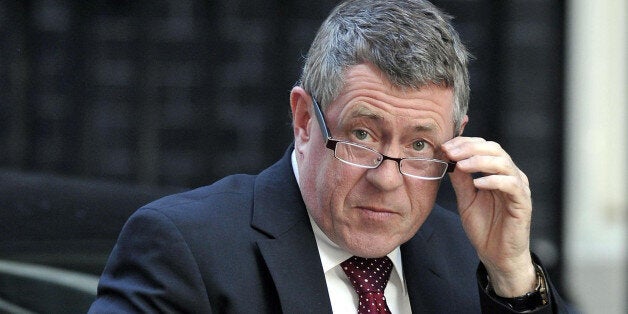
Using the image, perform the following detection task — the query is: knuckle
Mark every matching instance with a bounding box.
[487,141,502,150]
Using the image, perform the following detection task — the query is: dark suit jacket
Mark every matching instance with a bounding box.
[89,148,567,313]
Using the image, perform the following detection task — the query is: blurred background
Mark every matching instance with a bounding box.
[0,0,625,313]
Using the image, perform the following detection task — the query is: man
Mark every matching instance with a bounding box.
[90,0,568,313]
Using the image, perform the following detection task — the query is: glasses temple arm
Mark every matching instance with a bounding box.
[446,162,456,173]
[312,96,333,140]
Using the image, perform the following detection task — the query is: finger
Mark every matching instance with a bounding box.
[455,155,518,177]
[448,165,478,212]
[444,139,510,161]
[473,175,532,210]
[442,137,486,153]
[518,169,530,187]
[444,136,486,145]
[473,174,530,197]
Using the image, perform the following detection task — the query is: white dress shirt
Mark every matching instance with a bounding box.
[291,150,412,313]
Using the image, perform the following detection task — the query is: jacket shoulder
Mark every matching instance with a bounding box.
[143,174,256,215]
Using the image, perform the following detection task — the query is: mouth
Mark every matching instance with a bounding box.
[356,206,398,220]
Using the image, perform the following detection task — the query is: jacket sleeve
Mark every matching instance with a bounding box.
[88,208,213,313]
[477,254,571,314]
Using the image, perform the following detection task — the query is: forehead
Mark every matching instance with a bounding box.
[326,64,455,135]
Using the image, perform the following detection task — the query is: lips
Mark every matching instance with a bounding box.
[356,206,398,219]
[359,206,395,213]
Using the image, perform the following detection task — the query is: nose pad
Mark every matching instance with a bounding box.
[367,156,405,190]
[378,154,404,174]
[370,155,384,167]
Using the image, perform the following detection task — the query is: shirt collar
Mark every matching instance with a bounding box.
[290,150,407,293]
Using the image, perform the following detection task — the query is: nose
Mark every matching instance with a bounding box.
[365,152,405,191]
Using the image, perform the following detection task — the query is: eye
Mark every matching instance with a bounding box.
[412,140,426,151]
[352,129,369,141]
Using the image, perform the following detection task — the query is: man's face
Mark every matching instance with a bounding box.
[293,63,459,258]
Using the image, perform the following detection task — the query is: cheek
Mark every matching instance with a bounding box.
[309,161,364,226]
[299,148,342,213]
[316,162,356,208]
[406,181,440,218]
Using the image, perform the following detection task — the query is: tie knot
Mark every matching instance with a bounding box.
[341,256,393,294]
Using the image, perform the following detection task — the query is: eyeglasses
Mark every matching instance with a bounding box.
[311,96,455,180]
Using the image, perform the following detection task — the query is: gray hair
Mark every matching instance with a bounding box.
[299,0,470,132]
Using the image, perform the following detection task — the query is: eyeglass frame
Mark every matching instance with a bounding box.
[310,95,456,180]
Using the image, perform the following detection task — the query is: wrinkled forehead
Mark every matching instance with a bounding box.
[322,71,456,140]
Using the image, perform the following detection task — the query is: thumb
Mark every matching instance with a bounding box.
[448,166,477,212]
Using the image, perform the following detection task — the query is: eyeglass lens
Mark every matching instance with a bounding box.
[334,142,447,179]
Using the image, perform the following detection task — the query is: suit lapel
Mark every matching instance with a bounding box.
[257,227,332,313]
[402,218,455,312]
[252,147,333,313]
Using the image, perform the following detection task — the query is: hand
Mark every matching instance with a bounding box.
[442,137,537,297]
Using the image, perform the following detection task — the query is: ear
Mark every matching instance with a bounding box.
[457,115,469,136]
[290,86,313,152]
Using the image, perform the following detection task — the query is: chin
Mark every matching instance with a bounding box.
[343,233,404,258]
[351,246,395,258]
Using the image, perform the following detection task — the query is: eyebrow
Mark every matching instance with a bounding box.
[349,106,383,121]
[345,105,439,134]
[413,123,437,133]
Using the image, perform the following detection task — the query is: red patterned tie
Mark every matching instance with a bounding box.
[341,256,393,314]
